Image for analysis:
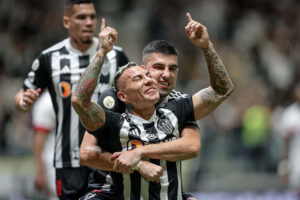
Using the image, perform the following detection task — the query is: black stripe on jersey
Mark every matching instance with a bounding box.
[167,161,178,200]
[79,55,90,69]
[116,50,130,69]
[130,171,141,199]
[60,58,72,166]
[78,122,85,149]
[78,55,90,147]
[149,159,161,200]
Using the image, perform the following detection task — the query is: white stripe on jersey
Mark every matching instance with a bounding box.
[141,175,149,199]
[70,56,81,167]
[176,162,183,199]
[106,50,118,84]
[123,174,131,199]
[160,160,169,200]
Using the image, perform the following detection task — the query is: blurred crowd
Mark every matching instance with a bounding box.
[0,0,299,195]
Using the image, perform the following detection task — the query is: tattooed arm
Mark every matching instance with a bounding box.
[71,18,118,131]
[185,13,234,120]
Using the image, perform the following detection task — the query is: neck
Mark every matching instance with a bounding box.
[157,97,166,104]
[70,37,92,52]
[127,105,155,120]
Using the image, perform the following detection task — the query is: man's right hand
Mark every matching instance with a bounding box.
[22,88,41,108]
[15,88,41,112]
[138,161,163,183]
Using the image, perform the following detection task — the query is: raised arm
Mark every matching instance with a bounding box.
[71,18,117,131]
[185,13,234,120]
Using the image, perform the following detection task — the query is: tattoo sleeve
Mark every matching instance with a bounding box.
[194,43,234,119]
[72,53,106,131]
[202,43,234,97]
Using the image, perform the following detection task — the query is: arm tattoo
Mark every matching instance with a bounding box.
[75,55,104,101]
[202,45,234,97]
[73,54,106,131]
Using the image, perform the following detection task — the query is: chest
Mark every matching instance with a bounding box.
[49,52,116,98]
[119,109,181,150]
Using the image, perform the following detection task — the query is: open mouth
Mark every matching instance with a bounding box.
[158,82,170,88]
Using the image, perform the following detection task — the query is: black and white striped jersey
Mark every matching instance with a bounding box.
[91,95,195,200]
[23,37,129,168]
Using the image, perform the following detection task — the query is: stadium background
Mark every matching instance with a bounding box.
[0,0,299,199]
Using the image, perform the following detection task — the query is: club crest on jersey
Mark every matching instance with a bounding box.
[103,96,115,109]
[157,116,174,135]
[58,81,72,98]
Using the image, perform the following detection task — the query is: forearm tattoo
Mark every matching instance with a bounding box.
[75,55,104,101]
[202,46,233,96]
[198,45,234,108]
[74,54,106,131]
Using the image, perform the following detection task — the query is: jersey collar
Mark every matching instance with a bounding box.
[66,37,98,57]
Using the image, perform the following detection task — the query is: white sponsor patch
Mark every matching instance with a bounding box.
[31,59,39,71]
[103,96,115,109]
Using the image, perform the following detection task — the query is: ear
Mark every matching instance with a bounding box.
[117,91,127,103]
[63,16,70,29]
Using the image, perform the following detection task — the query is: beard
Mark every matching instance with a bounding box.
[81,38,93,44]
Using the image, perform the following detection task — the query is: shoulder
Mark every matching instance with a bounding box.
[168,90,190,101]
[41,38,68,55]
[98,87,126,113]
[112,45,125,53]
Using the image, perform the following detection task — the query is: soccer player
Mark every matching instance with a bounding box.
[14,0,128,199]
[72,13,234,199]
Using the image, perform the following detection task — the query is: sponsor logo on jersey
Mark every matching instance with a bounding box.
[58,81,72,98]
[128,124,141,138]
[144,122,158,141]
[127,139,143,150]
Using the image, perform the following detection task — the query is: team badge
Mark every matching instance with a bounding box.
[103,96,115,109]
[31,59,39,71]
[157,116,174,135]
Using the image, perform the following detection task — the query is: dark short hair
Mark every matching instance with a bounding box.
[66,0,93,6]
[142,40,179,58]
[114,62,139,92]
[64,0,94,14]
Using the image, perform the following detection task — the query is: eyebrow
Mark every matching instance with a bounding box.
[152,62,178,68]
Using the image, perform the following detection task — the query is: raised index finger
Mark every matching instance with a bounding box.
[101,18,106,31]
[186,12,193,22]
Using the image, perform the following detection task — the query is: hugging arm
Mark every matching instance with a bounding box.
[80,131,163,181]
[111,126,201,172]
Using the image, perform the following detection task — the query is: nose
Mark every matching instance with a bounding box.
[145,75,155,86]
[161,68,170,80]
[86,17,93,26]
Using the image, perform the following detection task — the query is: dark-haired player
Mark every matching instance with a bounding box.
[14,1,128,199]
